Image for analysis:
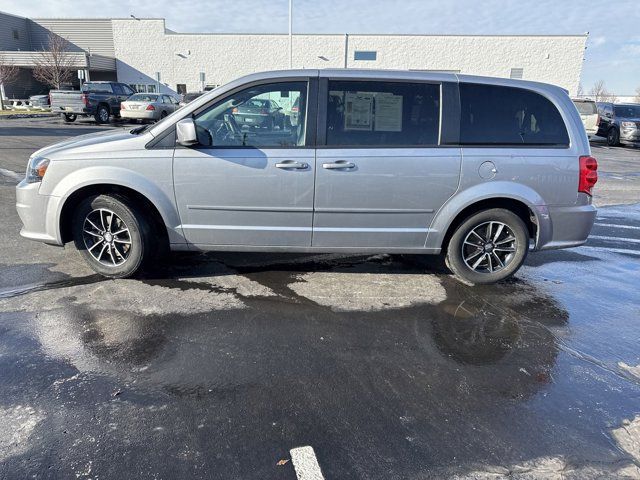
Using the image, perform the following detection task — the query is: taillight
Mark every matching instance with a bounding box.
[146,104,155,111]
[81,93,88,106]
[579,155,598,196]
[120,102,126,110]
[291,106,299,112]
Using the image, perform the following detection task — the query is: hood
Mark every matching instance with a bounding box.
[32,128,149,159]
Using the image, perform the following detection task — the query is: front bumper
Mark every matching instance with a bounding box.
[620,128,640,145]
[16,179,62,245]
[537,202,597,250]
[120,109,159,120]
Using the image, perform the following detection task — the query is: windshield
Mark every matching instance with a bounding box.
[574,101,597,115]
[129,94,158,102]
[614,105,640,118]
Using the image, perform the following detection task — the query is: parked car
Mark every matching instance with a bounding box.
[179,92,204,108]
[28,94,50,109]
[572,98,598,138]
[120,93,180,122]
[49,81,136,124]
[231,98,286,129]
[16,70,597,284]
[596,102,640,146]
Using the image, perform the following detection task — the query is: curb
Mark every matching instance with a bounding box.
[0,113,58,120]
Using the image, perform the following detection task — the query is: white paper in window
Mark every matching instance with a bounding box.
[374,93,403,132]
[344,92,373,131]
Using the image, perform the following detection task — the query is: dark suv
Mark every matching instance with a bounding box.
[596,102,640,146]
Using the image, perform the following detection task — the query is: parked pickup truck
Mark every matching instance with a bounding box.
[49,81,136,124]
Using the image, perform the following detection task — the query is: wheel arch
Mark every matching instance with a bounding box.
[427,182,551,251]
[52,169,183,245]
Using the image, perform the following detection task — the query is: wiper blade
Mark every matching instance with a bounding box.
[130,125,148,135]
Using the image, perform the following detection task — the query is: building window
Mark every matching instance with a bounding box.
[354,51,377,61]
[13,29,20,40]
[510,68,524,79]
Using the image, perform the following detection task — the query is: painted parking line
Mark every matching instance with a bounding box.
[290,446,325,480]
[580,246,640,256]
[0,168,22,182]
[594,223,640,231]
[589,235,640,244]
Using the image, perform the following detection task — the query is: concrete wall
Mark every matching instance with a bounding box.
[112,19,587,95]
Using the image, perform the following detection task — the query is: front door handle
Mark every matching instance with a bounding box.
[275,160,308,170]
[322,161,356,170]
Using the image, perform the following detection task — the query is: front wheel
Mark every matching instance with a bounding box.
[72,194,152,278]
[63,113,77,122]
[607,128,620,147]
[446,208,529,285]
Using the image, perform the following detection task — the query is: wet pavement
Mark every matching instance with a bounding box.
[1,118,640,479]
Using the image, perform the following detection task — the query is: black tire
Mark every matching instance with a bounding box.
[160,110,168,119]
[446,208,529,285]
[607,128,620,147]
[72,194,152,278]
[63,113,77,123]
[94,104,110,124]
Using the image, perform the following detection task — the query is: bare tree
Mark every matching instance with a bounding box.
[32,32,76,89]
[0,53,19,110]
[576,83,584,97]
[589,80,617,103]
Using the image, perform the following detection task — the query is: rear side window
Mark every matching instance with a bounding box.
[460,83,569,146]
[326,81,440,146]
[83,83,114,93]
[574,101,597,115]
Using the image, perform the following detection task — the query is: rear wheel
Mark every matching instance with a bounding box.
[94,104,110,124]
[446,208,529,285]
[607,128,620,146]
[72,194,152,278]
[63,113,77,123]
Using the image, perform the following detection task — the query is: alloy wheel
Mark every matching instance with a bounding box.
[461,221,517,273]
[82,208,132,267]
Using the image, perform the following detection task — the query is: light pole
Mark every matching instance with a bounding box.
[288,0,293,69]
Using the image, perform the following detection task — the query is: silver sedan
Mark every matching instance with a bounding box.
[120,93,180,122]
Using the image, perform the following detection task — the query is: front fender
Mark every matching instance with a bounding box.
[47,166,184,245]
[425,181,552,250]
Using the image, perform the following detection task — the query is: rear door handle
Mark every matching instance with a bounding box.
[275,160,308,170]
[322,161,356,170]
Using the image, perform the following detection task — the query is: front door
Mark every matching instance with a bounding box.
[312,79,461,248]
[173,80,314,247]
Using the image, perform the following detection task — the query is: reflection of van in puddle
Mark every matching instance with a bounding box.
[17,70,597,284]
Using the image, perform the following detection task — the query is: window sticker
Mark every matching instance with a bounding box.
[374,93,403,132]
[344,92,373,131]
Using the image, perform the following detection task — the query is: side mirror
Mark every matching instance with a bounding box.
[176,118,198,146]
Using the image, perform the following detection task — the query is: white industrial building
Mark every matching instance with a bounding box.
[1,10,588,98]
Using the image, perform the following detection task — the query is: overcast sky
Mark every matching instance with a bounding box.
[1,0,639,93]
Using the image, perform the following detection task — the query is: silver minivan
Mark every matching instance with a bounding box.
[16,69,598,284]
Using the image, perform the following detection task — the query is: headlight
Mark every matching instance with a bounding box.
[621,121,636,129]
[26,156,50,183]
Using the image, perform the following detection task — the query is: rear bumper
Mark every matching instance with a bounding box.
[120,110,159,120]
[15,179,62,245]
[537,202,597,250]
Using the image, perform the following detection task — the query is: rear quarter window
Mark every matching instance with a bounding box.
[460,83,569,146]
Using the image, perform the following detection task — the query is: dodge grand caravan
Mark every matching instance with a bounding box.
[16,70,598,284]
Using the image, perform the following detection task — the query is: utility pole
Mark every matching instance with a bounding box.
[344,33,349,68]
[289,0,293,69]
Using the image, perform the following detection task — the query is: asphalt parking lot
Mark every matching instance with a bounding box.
[1,116,640,479]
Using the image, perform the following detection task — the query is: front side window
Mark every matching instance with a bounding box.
[192,81,307,148]
[459,83,569,146]
[326,80,441,146]
[614,105,640,118]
